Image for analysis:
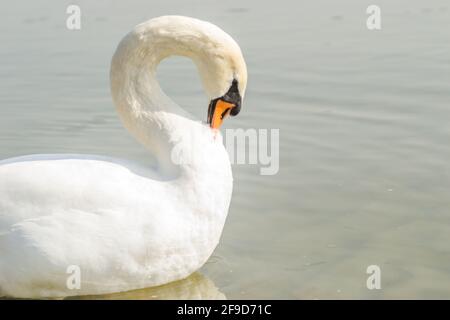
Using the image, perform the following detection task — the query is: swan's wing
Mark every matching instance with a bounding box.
[0,154,196,297]
[0,207,192,297]
[0,154,161,228]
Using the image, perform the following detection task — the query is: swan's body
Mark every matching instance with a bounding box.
[0,16,247,298]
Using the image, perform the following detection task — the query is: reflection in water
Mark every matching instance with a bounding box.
[67,273,226,300]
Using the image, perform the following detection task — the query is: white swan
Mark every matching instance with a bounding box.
[0,15,247,298]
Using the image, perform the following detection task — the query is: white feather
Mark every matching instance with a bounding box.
[0,15,247,298]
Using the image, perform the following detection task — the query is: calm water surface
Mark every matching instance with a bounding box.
[1,0,450,299]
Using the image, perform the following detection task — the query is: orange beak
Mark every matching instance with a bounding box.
[207,99,235,129]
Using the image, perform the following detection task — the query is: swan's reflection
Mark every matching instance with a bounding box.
[67,273,225,300]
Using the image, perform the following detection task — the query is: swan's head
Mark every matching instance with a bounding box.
[207,78,243,129]
[183,17,247,130]
[111,16,247,130]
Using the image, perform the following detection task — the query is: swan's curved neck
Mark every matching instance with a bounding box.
[110,19,230,179]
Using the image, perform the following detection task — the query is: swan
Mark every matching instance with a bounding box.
[0,15,247,298]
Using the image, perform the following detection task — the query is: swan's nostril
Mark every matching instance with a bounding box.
[208,99,235,128]
[220,108,231,120]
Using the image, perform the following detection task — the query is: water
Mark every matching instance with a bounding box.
[1,0,450,299]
